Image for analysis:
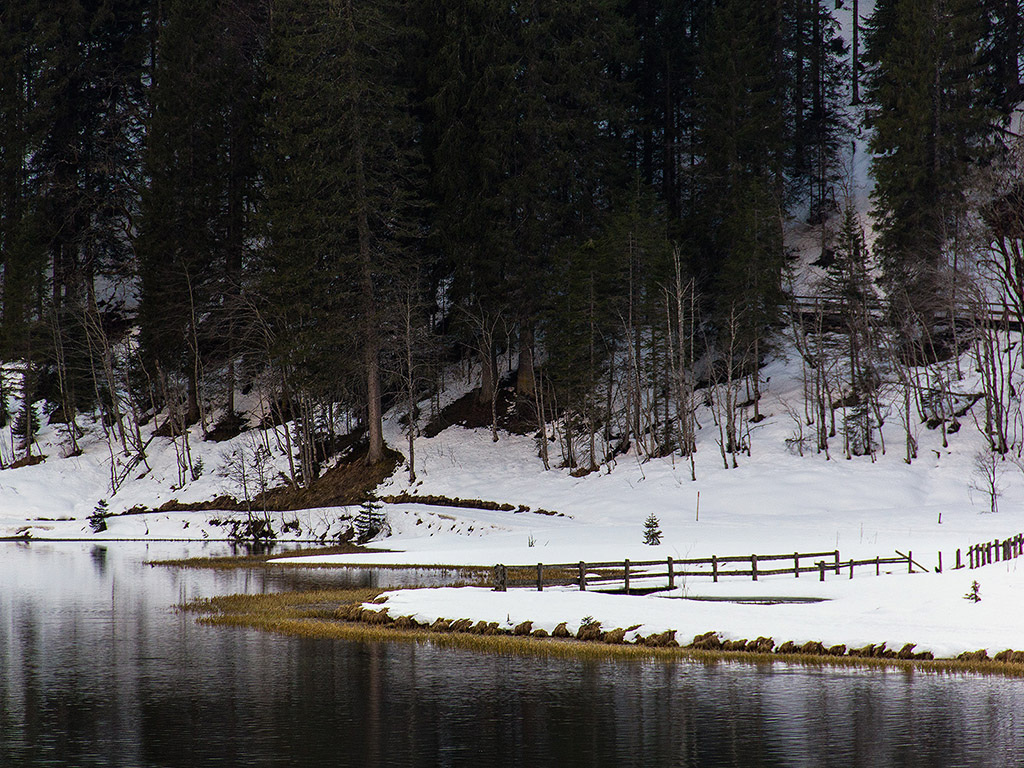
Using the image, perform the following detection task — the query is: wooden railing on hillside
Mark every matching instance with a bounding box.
[492,533,1024,592]
[491,549,921,593]
[965,534,1024,570]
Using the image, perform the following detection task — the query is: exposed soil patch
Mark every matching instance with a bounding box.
[142,446,400,514]
[381,492,564,517]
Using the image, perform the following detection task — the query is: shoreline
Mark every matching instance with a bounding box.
[183,586,1024,678]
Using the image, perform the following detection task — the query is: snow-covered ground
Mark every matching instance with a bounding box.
[2,341,1023,661]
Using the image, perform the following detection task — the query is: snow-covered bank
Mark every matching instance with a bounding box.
[3,340,1024,659]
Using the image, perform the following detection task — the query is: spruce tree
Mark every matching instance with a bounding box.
[864,0,995,327]
[695,0,787,422]
[261,0,420,468]
[138,0,263,426]
[418,0,631,406]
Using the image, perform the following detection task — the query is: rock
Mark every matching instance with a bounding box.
[994,649,1013,663]
[799,641,826,656]
[552,622,571,638]
[532,629,549,638]
[513,621,533,636]
[647,630,678,648]
[1011,651,1024,665]
[688,631,721,650]
[748,637,775,653]
[482,622,501,636]
[604,628,627,645]
[957,649,989,662]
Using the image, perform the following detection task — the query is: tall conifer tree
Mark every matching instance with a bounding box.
[261,0,420,466]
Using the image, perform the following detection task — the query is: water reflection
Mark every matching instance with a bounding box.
[1,541,1023,767]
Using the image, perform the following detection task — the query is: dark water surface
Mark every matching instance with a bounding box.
[2,541,1023,767]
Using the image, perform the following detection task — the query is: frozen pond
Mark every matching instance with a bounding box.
[2,541,1023,767]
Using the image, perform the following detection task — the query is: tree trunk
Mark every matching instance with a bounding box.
[516,322,536,399]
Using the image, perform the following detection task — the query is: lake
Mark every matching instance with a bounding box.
[2,541,1022,767]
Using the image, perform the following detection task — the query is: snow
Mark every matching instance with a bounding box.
[3,334,1020,661]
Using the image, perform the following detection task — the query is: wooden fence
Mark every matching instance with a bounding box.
[965,533,1024,570]
[492,549,921,593]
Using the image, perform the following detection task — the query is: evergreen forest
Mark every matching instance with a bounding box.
[1,0,1023,489]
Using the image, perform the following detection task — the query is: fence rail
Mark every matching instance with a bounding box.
[492,549,921,593]
[492,532,1024,593]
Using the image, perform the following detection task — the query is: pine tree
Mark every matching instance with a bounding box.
[355,498,389,543]
[260,0,420,468]
[695,0,787,429]
[418,0,631,406]
[864,0,995,327]
[643,512,662,545]
[825,200,880,457]
[786,0,851,222]
[0,2,47,377]
[138,0,263,427]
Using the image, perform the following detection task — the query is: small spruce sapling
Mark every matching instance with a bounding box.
[89,499,110,533]
[643,513,662,545]
[355,498,390,543]
[964,580,981,603]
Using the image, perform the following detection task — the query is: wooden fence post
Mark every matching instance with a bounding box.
[624,559,630,594]
[955,548,962,569]
[834,550,840,575]
[875,556,880,576]
[494,564,507,592]
[907,551,913,573]
[818,561,825,582]
[712,555,719,583]
[937,551,942,573]
[579,561,586,591]
[537,563,543,592]
[752,554,758,581]
[849,559,854,579]
[794,552,799,578]
[667,557,674,589]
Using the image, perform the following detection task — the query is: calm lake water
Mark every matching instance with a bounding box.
[2,541,1023,767]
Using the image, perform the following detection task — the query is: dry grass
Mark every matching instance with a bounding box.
[181,587,1024,676]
